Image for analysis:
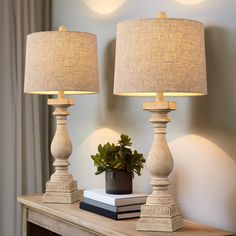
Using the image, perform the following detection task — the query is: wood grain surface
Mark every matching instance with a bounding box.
[18,195,235,236]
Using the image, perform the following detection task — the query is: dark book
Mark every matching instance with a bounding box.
[80,201,140,220]
[83,197,142,213]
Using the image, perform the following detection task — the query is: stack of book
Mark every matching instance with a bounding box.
[80,188,147,220]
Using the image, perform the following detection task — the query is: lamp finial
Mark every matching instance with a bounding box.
[158,11,167,19]
[58,25,68,32]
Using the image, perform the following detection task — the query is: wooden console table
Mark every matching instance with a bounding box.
[18,195,234,236]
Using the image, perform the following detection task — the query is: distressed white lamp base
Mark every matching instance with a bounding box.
[43,92,82,203]
[137,198,183,232]
[43,187,82,204]
[137,94,183,232]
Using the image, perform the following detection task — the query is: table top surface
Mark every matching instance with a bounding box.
[18,195,235,236]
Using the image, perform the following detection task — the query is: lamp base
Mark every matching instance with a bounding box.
[43,96,81,204]
[137,195,183,232]
[43,180,83,203]
[43,189,83,204]
[137,99,183,232]
[137,215,183,232]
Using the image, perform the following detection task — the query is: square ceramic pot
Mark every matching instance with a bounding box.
[105,170,132,194]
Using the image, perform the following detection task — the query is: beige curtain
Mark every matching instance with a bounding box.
[0,0,51,235]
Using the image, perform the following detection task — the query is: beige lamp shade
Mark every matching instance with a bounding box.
[24,31,99,94]
[114,18,207,96]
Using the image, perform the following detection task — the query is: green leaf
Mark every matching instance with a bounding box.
[95,166,105,175]
[98,144,103,153]
[90,134,145,176]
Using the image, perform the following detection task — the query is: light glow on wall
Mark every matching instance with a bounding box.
[72,128,121,189]
[175,0,205,5]
[169,135,236,231]
[82,0,126,14]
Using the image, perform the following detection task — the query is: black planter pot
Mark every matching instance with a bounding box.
[105,170,132,194]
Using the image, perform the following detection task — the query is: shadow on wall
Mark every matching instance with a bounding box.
[100,39,132,128]
[190,26,236,160]
[104,39,118,111]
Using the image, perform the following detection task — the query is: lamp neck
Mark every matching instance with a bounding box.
[156,92,164,102]
[58,91,65,99]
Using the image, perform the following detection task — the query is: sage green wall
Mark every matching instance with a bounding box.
[52,0,236,232]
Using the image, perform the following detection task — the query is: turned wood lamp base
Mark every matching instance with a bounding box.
[43,91,82,203]
[137,93,183,232]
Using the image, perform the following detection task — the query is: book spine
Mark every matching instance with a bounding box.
[83,198,117,212]
[115,197,146,206]
[80,202,117,220]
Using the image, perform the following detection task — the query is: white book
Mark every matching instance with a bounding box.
[83,188,147,206]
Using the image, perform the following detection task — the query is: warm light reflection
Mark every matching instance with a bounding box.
[175,0,205,5]
[82,0,126,14]
[115,92,204,97]
[73,128,120,189]
[168,134,236,231]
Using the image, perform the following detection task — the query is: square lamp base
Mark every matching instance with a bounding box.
[43,189,83,203]
[137,202,183,232]
[137,216,183,232]
[42,180,83,203]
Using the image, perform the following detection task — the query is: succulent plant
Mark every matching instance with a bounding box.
[91,134,145,176]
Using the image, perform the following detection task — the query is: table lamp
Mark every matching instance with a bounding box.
[24,26,99,203]
[114,13,207,231]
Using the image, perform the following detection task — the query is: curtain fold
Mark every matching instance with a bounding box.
[0,0,51,235]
